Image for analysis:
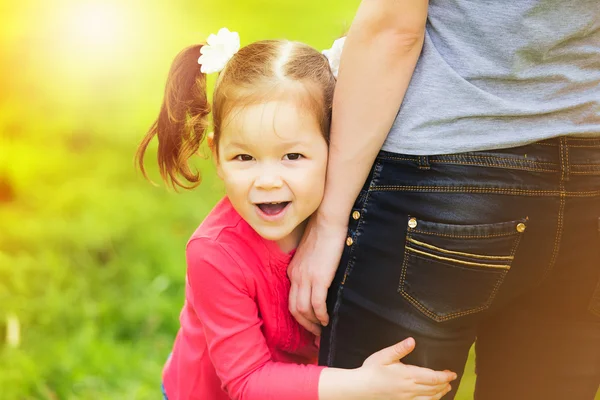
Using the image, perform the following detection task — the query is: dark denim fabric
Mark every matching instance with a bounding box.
[319,137,600,400]
[161,383,168,400]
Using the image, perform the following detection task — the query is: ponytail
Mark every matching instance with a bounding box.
[136,45,211,189]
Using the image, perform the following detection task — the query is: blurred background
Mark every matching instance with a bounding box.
[0,1,597,399]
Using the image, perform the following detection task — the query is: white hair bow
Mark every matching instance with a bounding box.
[198,28,241,74]
[322,37,346,78]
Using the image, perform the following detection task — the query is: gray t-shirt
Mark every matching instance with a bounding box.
[383,0,600,155]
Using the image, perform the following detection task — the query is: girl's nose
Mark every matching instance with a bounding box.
[254,168,284,190]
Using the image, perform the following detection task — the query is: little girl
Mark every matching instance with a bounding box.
[137,28,456,400]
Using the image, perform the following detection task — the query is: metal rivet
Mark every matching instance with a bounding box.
[346,237,354,246]
[352,211,361,220]
[408,218,418,229]
[516,223,526,233]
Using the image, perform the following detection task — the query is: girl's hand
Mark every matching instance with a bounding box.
[288,215,348,335]
[358,337,456,400]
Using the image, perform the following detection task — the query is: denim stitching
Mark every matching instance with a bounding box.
[378,156,416,162]
[565,139,571,180]
[559,138,566,182]
[546,190,565,282]
[509,227,524,258]
[407,237,515,260]
[400,274,508,322]
[398,230,521,322]
[589,280,600,317]
[435,155,557,165]
[545,142,567,281]
[568,137,600,141]
[398,234,411,302]
[406,246,511,269]
[571,171,600,175]
[429,160,557,172]
[379,154,560,170]
[545,195,563,282]
[371,186,600,197]
[410,229,520,239]
[434,154,557,164]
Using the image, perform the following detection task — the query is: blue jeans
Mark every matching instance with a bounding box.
[319,137,600,399]
[161,383,168,400]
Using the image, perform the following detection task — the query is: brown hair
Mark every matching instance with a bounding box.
[136,40,336,190]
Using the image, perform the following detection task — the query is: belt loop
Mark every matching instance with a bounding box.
[559,137,570,182]
[418,156,431,170]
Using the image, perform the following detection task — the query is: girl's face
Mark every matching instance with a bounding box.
[216,99,328,252]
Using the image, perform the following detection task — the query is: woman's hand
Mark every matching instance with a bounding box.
[288,214,348,335]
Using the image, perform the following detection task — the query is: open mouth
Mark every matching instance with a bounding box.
[256,201,291,216]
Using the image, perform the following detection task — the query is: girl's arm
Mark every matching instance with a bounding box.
[288,0,429,334]
[188,238,454,400]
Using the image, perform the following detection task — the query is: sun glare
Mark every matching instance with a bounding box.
[54,1,133,65]
[70,3,124,48]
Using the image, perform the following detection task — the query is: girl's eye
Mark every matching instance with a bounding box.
[284,153,303,161]
[235,154,254,161]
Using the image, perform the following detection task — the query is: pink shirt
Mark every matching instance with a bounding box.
[162,197,325,400]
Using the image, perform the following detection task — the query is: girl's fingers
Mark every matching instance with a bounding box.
[412,383,452,397]
[405,365,457,385]
[363,337,416,366]
[428,383,452,400]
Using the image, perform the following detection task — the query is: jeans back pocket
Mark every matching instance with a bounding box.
[398,216,527,322]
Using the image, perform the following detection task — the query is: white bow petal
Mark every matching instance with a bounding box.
[198,28,241,74]
[322,36,346,78]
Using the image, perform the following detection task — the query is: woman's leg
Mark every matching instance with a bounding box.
[474,139,600,399]
[319,138,600,399]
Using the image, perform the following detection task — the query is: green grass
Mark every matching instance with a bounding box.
[0,1,598,399]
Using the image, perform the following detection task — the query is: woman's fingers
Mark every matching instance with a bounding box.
[310,281,329,326]
[296,283,319,324]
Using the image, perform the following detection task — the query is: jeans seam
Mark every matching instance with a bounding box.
[370,186,600,197]
[565,140,571,180]
[571,164,600,168]
[378,154,559,169]
[545,191,566,280]
[571,171,600,175]
[378,156,416,162]
[326,159,382,366]
[410,229,520,239]
[543,141,568,281]
[433,154,557,166]
[431,161,557,172]
[537,142,559,146]
[589,280,600,317]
